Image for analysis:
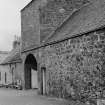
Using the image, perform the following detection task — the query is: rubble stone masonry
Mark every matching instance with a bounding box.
[39,28,105,101]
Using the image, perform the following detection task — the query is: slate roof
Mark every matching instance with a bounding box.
[44,0,105,43]
[0,51,9,64]
[1,46,22,65]
[0,51,8,54]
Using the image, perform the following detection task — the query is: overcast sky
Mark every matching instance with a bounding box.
[0,0,31,51]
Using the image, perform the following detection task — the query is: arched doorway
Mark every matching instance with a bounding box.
[24,54,38,89]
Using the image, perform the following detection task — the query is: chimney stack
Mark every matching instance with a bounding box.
[13,35,20,49]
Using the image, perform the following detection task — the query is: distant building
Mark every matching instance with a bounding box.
[0,51,10,85]
[1,36,22,85]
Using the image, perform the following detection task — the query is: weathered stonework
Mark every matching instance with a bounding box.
[20,0,105,103]
[39,28,105,101]
[21,0,40,51]
[21,0,89,50]
[10,63,23,84]
[40,0,89,41]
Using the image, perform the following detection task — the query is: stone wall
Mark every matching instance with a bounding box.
[21,0,90,50]
[8,62,23,87]
[21,0,40,51]
[40,0,89,42]
[12,63,23,84]
[39,28,105,101]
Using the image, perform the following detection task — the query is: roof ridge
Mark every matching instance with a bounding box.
[1,46,21,65]
[0,51,9,54]
[21,0,36,12]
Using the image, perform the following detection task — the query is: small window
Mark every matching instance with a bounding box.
[5,72,7,84]
[0,72,1,81]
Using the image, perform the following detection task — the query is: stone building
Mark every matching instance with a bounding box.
[1,37,22,85]
[0,51,10,85]
[20,0,105,100]
[2,0,105,102]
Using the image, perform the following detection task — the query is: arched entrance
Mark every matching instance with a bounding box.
[24,54,38,89]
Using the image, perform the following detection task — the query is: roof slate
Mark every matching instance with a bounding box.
[1,46,22,65]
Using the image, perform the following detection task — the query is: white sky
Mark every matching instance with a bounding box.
[0,0,31,51]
